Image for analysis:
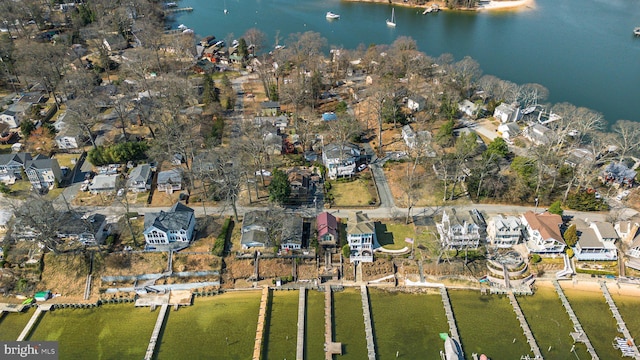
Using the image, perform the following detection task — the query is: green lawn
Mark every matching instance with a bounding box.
[264,290,298,360]
[0,144,12,154]
[52,153,80,169]
[329,179,376,207]
[375,222,415,250]
[333,288,367,359]
[7,180,33,199]
[305,290,326,360]
[0,308,35,340]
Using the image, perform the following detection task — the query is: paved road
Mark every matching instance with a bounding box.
[362,142,395,208]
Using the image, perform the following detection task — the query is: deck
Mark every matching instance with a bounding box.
[553,280,599,359]
[143,303,169,360]
[439,286,464,356]
[324,285,342,359]
[296,287,306,360]
[253,287,270,360]
[507,292,543,359]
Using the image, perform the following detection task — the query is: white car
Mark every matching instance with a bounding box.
[255,169,272,177]
[357,164,368,172]
[616,190,631,201]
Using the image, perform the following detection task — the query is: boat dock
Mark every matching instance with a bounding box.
[296,287,306,360]
[324,285,342,360]
[600,282,640,359]
[439,286,463,355]
[17,304,52,341]
[553,280,599,359]
[360,286,376,360]
[143,304,169,360]
[253,287,270,360]
[507,292,543,359]
[164,7,193,13]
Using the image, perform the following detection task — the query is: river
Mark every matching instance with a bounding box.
[170,0,640,125]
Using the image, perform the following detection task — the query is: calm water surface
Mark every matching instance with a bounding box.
[171,0,640,125]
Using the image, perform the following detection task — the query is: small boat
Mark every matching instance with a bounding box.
[439,333,463,360]
[326,11,340,19]
[224,8,228,14]
[182,28,194,34]
[165,2,177,8]
[177,24,188,30]
[386,8,396,27]
[634,27,640,36]
[423,7,433,14]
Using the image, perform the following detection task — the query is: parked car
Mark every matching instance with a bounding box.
[357,164,367,172]
[255,169,272,176]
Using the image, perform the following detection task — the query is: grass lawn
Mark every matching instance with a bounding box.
[375,222,415,250]
[43,187,64,200]
[333,288,367,359]
[28,305,156,359]
[0,143,13,154]
[264,291,299,360]
[0,308,35,341]
[72,190,115,206]
[6,180,33,199]
[329,179,377,207]
[156,292,262,360]
[305,290,326,360]
[52,153,80,169]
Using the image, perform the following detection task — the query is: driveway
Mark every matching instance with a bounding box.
[362,142,395,208]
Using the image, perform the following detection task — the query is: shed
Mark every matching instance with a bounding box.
[34,290,52,302]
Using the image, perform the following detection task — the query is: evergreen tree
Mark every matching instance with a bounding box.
[548,200,563,216]
[268,169,291,204]
[203,74,218,105]
[563,224,578,247]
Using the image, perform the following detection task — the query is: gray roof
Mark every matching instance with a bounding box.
[57,213,106,237]
[157,168,183,185]
[592,222,618,239]
[90,174,118,190]
[323,142,360,161]
[144,202,194,232]
[348,211,375,235]
[129,164,151,182]
[25,155,57,171]
[577,228,604,249]
[281,216,303,246]
[0,152,32,166]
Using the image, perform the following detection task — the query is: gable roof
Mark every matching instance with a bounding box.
[144,202,194,232]
[592,222,618,239]
[25,156,57,171]
[281,216,303,246]
[522,211,563,243]
[317,212,338,238]
[348,211,375,235]
[157,168,183,185]
[0,152,32,166]
[128,164,151,183]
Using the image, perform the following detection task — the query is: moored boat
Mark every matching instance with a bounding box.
[634,27,640,36]
[326,11,340,19]
[386,8,396,27]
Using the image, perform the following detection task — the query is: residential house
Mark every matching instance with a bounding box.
[401,125,435,156]
[626,232,640,270]
[143,202,196,247]
[347,211,377,263]
[564,148,595,168]
[407,95,426,112]
[521,211,565,254]
[458,99,478,118]
[572,219,618,261]
[240,210,270,249]
[254,115,288,133]
[497,122,520,143]
[615,221,637,241]
[280,215,303,251]
[603,162,635,187]
[287,167,317,200]
[436,209,481,249]
[317,212,338,247]
[57,213,109,246]
[0,209,12,232]
[126,164,152,192]
[0,152,31,175]
[0,102,30,128]
[89,174,118,194]
[493,102,521,123]
[524,124,552,146]
[259,101,280,116]
[322,142,361,179]
[102,34,128,53]
[54,114,83,150]
[488,215,522,248]
[157,168,183,194]
[25,155,62,191]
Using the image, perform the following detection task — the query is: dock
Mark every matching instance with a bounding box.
[439,286,463,355]
[164,7,193,13]
[507,292,543,359]
[253,287,270,360]
[17,305,52,341]
[143,303,169,360]
[360,286,376,360]
[600,282,640,359]
[296,287,306,360]
[324,285,342,360]
[553,280,599,359]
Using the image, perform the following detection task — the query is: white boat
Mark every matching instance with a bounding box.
[386,8,396,27]
[177,24,188,30]
[634,27,640,36]
[423,7,433,14]
[326,11,340,19]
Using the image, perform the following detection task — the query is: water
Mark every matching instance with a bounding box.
[171,0,640,125]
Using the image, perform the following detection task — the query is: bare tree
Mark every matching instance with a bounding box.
[611,120,640,161]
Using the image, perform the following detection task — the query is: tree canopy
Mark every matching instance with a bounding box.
[269,169,291,204]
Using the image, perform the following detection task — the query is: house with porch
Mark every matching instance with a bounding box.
[157,168,183,194]
[322,142,361,179]
[488,215,522,248]
[143,202,195,248]
[241,210,270,249]
[458,99,478,118]
[0,152,32,175]
[259,101,280,116]
[127,164,152,192]
[626,228,640,270]
[497,122,520,143]
[25,155,62,191]
[317,212,338,247]
[347,211,377,263]
[280,215,303,251]
[57,213,109,246]
[572,220,618,261]
[521,211,565,254]
[436,209,481,249]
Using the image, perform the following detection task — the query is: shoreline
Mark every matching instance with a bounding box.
[342,0,536,12]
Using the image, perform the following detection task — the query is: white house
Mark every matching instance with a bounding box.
[436,209,481,249]
[401,125,435,156]
[521,211,565,254]
[488,215,522,248]
[0,153,32,175]
[0,102,30,128]
[493,102,521,123]
[143,202,195,247]
[572,221,618,261]
[126,164,152,192]
[524,124,552,146]
[407,95,426,112]
[157,168,183,194]
[322,142,361,179]
[497,122,520,143]
[347,211,378,263]
[89,174,118,194]
[280,216,303,251]
[458,99,478,117]
[54,114,82,150]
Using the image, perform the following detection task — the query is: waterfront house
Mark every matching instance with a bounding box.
[317,212,338,247]
[280,215,303,251]
[126,163,152,192]
[143,202,195,247]
[521,211,565,254]
[565,148,595,168]
[572,219,618,261]
[157,168,183,194]
[240,210,270,249]
[524,124,552,146]
[57,213,108,246]
[322,142,361,179]
[603,162,635,187]
[347,211,377,263]
[493,102,521,123]
[436,209,481,249]
[615,221,637,241]
[488,215,522,248]
[25,155,62,191]
[626,228,640,270]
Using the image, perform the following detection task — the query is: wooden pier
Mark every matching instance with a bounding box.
[143,303,169,360]
[324,285,342,360]
[439,286,463,356]
[296,287,306,360]
[360,286,376,360]
[164,7,193,13]
[253,287,270,360]
[600,282,640,359]
[553,280,599,359]
[17,305,51,341]
[507,292,543,359]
